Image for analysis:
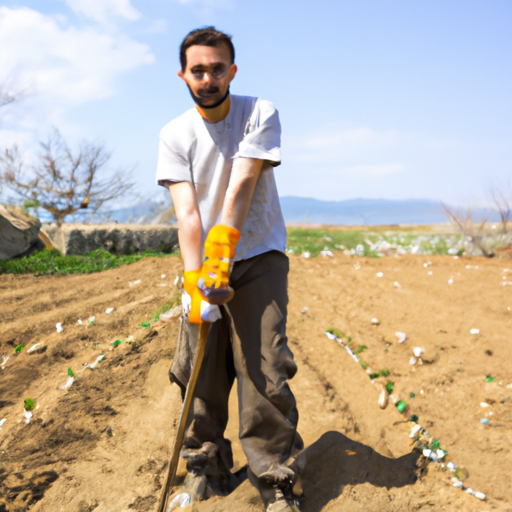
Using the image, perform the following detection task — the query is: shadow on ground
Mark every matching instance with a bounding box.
[298,431,421,512]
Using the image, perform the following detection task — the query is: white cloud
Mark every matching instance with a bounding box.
[294,127,399,163]
[277,124,463,200]
[61,0,141,23]
[0,6,153,126]
[144,19,168,34]
[288,125,403,167]
[276,125,406,200]
[301,126,399,151]
[0,128,32,148]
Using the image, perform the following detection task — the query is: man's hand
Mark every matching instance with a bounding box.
[182,270,221,323]
[197,225,240,304]
[181,223,239,322]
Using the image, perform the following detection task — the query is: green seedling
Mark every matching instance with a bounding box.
[353,344,368,355]
[110,339,124,347]
[409,414,419,423]
[326,327,345,339]
[485,375,496,382]
[138,321,151,329]
[396,400,407,414]
[410,392,416,398]
[24,398,35,411]
[430,439,440,450]
[67,367,75,377]
[14,344,24,353]
[386,381,394,394]
[359,360,368,370]
[369,368,391,380]
[453,468,464,480]
[88,354,105,370]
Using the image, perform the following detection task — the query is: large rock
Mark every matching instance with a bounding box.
[42,223,179,256]
[0,204,41,260]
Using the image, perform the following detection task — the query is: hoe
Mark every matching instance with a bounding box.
[157,322,210,512]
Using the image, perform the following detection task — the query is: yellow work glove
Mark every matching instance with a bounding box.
[197,225,241,304]
[182,269,221,324]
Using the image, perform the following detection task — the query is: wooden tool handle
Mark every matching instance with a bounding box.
[157,322,210,512]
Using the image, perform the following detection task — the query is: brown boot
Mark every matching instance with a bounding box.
[247,466,302,512]
[266,485,301,512]
[180,442,238,500]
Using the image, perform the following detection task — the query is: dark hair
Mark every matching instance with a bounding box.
[180,27,235,71]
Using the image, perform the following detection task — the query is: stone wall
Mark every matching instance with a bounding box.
[0,205,41,260]
[42,224,179,256]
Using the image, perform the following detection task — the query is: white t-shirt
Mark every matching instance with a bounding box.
[156,95,287,262]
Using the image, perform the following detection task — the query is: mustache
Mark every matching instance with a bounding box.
[197,86,220,97]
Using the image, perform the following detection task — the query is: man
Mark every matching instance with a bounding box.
[156,27,302,512]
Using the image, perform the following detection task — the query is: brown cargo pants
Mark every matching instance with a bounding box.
[169,250,302,482]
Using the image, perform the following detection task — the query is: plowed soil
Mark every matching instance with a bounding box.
[1,253,511,512]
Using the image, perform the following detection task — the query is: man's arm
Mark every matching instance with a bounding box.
[168,181,202,272]
[194,157,263,305]
[169,158,262,272]
[220,157,263,230]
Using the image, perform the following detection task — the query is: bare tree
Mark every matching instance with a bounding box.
[0,130,135,226]
[490,184,511,235]
[441,202,494,258]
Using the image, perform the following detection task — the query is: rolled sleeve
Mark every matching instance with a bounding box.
[233,99,281,166]
[155,128,192,187]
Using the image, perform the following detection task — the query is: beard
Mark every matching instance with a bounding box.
[187,84,230,109]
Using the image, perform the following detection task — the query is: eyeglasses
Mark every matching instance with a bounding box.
[190,65,229,81]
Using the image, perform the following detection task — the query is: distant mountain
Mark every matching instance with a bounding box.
[89,200,174,225]
[279,197,448,225]
[279,197,498,226]
[97,196,497,226]
[102,202,157,223]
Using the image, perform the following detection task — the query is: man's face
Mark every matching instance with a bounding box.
[178,44,237,108]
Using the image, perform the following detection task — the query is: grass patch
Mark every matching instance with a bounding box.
[287,228,371,257]
[286,227,465,257]
[0,248,176,276]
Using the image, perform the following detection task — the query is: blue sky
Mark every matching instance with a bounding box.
[1,0,511,206]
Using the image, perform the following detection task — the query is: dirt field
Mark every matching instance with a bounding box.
[1,252,511,512]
